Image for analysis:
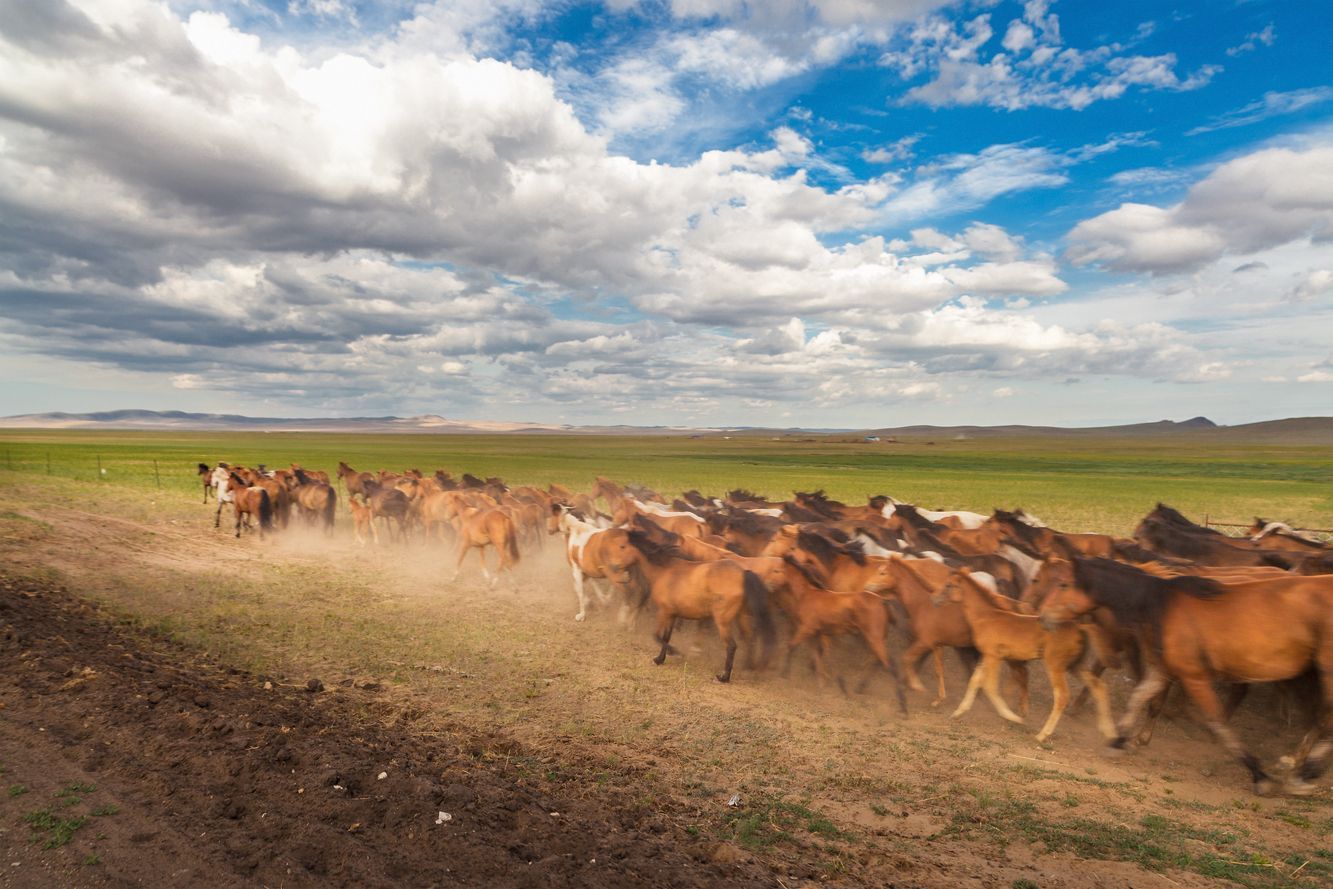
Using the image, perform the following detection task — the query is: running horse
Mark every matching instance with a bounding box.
[625,530,776,683]
[218,471,273,539]
[1036,556,1333,795]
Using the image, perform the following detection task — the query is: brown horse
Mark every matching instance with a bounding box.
[1132,504,1293,568]
[347,497,373,545]
[236,467,291,530]
[289,468,336,533]
[1247,518,1329,553]
[852,549,1032,710]
[440,491,520,586]
[940,569,1114,743]
[336,461,377,502]
[1036,556,1333,795]
[778,559,909,714]
[197,463,214,503]
[626,530,776,683]
[220,472,272,539]
[359,479,410,543]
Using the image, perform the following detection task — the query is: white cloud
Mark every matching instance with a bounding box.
[1225,23,1275,57]
[1186,87,1333,136]
[882,6,1219,111]
[1068,143,1333,274]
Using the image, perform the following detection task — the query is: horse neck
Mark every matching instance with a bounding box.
[885,559,937,610]
[824,555,875,589]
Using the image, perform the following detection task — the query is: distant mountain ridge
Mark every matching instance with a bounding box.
[2,409,1332,442]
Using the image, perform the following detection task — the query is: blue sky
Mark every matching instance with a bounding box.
[0,1,1330,427]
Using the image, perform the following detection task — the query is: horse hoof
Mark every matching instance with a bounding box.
[1285,778,1316,797]
[715,674,731,684]
[574,613,586,622]
[652,656,666,666]
[1034,732,1051,744]
[1101,741,1128,759]
[1253,778,1276,797]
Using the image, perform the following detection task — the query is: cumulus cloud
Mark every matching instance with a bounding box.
[881,2,1219,111]
[1068,143,1333,274]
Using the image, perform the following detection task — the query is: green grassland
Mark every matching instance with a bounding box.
[0,429,1329,534]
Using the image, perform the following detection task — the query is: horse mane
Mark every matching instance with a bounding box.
[726,488,765,503]
[1110,538,1171,564]
[867,495,889,511]
[681,490,711,508]
[795,490,843,518]
[782,553,829,589]
[197,462,210,473]
[461,473,486,489]
[796,529,866,567]
[782,501,828,523]
[910,527,962,560]
[485,476,508,491]
[626,529,685,565]
[1071,557,1225,632]
[671,499,702,515]
[1146,503,1222,536]
[708,509,781,537]
[892,503,939,531]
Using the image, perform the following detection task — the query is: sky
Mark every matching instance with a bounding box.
[0,1,1330,428]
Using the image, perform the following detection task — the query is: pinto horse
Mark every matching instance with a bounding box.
[553,505,639,621]
[626,530,777,683]
[940,569,1114,743]
[1036,556,1333,795]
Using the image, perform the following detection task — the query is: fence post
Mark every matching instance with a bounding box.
[97,455,102,481]
[154,459,161,490]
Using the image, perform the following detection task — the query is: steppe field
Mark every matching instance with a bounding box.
[0,430,1330,888]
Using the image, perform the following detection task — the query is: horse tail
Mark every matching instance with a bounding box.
[505,518,521,565]
[741,570,777,669]
[322,488,336,530]
[257,489,273,530]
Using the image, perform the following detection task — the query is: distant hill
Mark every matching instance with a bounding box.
[1,410,1330,442]
[0,409,713,436]
[864,416,1333,443]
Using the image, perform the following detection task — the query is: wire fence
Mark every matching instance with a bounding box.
[1204,516,1333,544]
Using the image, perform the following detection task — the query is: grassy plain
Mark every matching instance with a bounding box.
[0,428,1330,534]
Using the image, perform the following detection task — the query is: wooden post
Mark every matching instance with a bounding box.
[154,459,161,489]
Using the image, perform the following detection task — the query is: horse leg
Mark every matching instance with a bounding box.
[1107,663,1171,756]
[863,627,909,715]
[980,659,1025,725]
[450,540,469,580]
[1007,661,1031,719]
[1288,665,1333,794]
[1177,674,1275,795]
[571,566,589,622]
[1034,660,1070,743]
[900,640,930,693]
[933,648,949,707]
[1079,669,1117,739]
[652,616,676,666]
[476,544,494,588]
[951,656,991,719]
[215,498,224,529]
[716,632,739,684]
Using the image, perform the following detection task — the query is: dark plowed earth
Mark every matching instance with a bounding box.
[0,575,776,888]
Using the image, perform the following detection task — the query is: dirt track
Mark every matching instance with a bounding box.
[0,476,1329,887]
[0,574,782,888]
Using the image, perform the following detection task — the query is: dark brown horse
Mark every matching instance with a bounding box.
[290,468,337,533]
[1132,504,1293,568]
[197,463,213,503]
[1037,556,1333,795]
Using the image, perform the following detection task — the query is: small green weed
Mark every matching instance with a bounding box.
[23,809,87,849]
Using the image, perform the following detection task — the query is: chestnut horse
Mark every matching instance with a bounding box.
[1037,556,1333,795]
[218,472,272,539]
[939,569,1112,743]
[626,530,776,683]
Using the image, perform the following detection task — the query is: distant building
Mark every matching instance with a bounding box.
[864,435,880,442]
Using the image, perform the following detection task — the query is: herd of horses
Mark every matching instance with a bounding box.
[196,461,1333,797]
